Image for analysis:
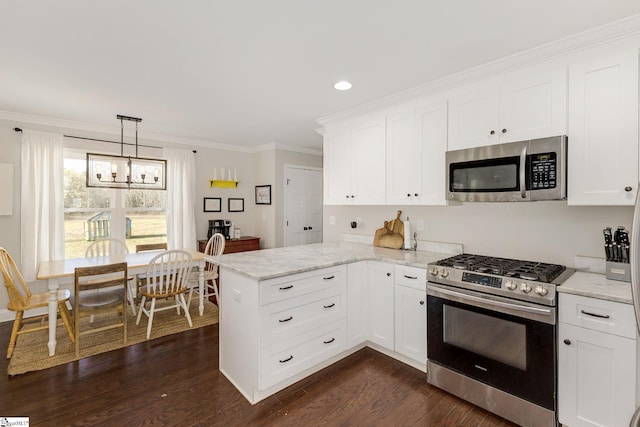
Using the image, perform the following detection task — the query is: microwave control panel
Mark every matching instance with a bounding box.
[530,152,556,190]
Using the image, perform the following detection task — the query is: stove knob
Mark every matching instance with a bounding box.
[505,280,517,290]
[535,285,548,296]
[428,267,439,276]
[439,268,450,278]
[520,282,532,293]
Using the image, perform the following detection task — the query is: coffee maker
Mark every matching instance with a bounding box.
[208,219,232,240]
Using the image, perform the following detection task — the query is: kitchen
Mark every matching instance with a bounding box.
[2,2,640,426]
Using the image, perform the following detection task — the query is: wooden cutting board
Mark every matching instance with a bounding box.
[373,211,404,249]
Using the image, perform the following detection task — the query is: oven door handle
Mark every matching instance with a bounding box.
[428,285,555,324]
[520,145,527,199]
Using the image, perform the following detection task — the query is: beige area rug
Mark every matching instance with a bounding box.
[7,300,219,376]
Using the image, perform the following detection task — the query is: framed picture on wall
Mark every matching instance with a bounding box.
[228,198,244,212]
[203,197,222,212]
[255,185,271,205]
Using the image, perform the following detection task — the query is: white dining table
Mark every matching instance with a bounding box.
[36,249,206,356]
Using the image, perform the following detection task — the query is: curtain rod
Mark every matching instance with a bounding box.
[13,127,163,150]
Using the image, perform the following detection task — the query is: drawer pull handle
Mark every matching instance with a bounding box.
[323,338,335,344]
[580,309,610,319]
[279,355,293,363]
[323,303,336,309]
[323,275,335,280]
[279,316,293,323]
[279,285,294,291]
[404,275,418,280]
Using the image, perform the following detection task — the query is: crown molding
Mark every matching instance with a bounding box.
[0,110,261,154]
[317,13,640,125]
[253,141,322,156]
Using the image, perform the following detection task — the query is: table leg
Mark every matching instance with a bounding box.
[198,262,205,316]
[47,280,58,356]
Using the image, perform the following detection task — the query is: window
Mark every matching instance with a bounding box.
[63,151,166,258]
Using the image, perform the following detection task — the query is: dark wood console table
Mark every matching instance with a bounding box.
[198,236,261,254]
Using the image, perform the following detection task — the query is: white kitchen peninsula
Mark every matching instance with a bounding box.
[207,242,461,404]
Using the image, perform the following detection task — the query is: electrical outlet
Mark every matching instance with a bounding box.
[329,216,336,225]
[417,219,424,231]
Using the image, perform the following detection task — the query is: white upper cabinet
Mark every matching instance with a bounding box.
[323,117,386,205]
[448,66,567,150]
[386,99,448,205]
[567,48,639,206]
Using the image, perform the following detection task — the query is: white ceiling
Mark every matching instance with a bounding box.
[2,1,640,151]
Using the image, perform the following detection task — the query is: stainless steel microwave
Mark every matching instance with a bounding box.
[445,136,567,202]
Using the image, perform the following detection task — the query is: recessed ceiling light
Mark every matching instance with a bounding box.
[334,81,352,91]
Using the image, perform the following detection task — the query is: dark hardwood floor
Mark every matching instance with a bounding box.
[0,320,517,426]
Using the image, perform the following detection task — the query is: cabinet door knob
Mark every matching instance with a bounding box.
[501,128,507,134]
[308,226,313,230]
[419,300,425,305]
[490,130,496,135]
[414,193,418,197]
[625,186,633,192]
[303,227,308,230]
[407,193,411,197]
[563,339,571,345]
[386,272,391,277]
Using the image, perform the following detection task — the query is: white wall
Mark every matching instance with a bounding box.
[323,203,633,268]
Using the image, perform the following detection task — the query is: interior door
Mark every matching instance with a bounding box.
[284,166,323,246]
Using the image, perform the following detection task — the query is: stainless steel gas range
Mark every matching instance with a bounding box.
[426,254,575,427]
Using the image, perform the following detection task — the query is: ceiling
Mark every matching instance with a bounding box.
[1,1,640,151]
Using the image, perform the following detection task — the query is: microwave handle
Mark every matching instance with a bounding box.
[520,146,527,199]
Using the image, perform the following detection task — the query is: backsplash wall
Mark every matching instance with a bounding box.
[323,202,633,268]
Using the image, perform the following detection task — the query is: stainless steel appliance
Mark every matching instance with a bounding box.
[427,254,575,427]
[629,188,640,426]
[445,135,567,202]
[207,219,232,240]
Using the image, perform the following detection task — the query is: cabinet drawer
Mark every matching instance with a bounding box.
[260,287,346,346]
[259,319,347,391]
[259,265,346,305]
[394,265,426,291]
[559,293,636,339]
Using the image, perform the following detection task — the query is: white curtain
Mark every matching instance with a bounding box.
[21,130,65,281]
[165,148,197,250]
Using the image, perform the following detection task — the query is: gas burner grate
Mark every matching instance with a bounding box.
[436,254,566,283]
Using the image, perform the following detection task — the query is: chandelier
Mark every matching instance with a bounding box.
[86,115,167,190]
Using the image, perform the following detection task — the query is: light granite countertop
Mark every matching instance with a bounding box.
[206,241,461,281]
[558,270,633,304]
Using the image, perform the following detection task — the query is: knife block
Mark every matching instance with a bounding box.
[605,261,630,282]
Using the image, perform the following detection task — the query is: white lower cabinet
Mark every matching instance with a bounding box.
[219,260,428,404]
[558,293,638,427]
[347,261,367,347]
[394,265,427,366]
[367,261,395,350]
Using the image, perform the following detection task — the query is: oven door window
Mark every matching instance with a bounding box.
[427,295,555,410]
[444,305,526,370]
[450,157,519,192]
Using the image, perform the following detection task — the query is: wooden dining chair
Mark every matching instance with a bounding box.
[0,247,74,359]
[85,238,137,316]
[73,262,128,357]
[136,250,193,339]
[135,242,168,253]
[187,233,225,307]
[85,238,129,257]
[134,242,168,303]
